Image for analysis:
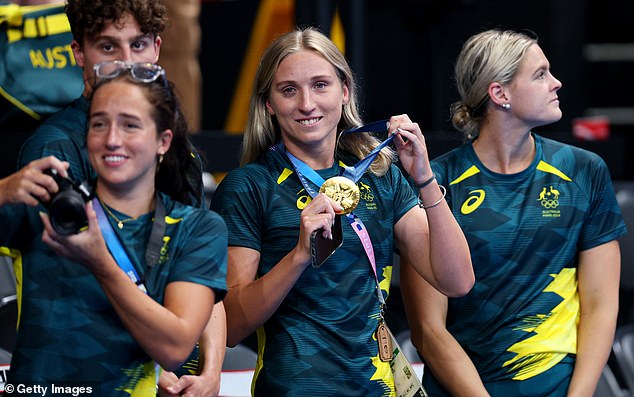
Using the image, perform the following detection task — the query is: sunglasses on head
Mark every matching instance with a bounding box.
[93,61,168,88]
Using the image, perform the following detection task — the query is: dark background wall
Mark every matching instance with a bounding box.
[194,0,634,351]
[2,1,631,180]
[197,0,633,179]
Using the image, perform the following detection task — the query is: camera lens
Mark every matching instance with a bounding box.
[49,191,88,235]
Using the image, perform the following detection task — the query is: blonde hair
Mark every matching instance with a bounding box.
[451,29,537,140]
[241,27,394,175]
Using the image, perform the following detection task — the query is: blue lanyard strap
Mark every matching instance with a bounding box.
[92,194,165,384]
[283,149,325,197]
[92,193,166,294]
[277,119,392,307]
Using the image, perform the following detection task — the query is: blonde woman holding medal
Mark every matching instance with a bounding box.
[210,27,474,396]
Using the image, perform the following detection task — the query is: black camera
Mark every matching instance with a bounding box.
[42,169,94,235]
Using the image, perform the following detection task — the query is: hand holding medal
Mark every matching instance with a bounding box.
[387,114,433,187]
[319,176,360,214]
[316,119,393,215]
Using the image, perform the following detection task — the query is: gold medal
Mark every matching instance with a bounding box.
[376,321,393,362]
[319,176,360,214]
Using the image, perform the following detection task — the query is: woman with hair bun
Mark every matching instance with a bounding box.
[401,29,626,396]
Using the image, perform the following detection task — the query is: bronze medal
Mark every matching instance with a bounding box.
[376,321,393,362]
[319,176,360,214]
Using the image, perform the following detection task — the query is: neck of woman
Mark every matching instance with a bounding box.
[96,185,156,219]
[473,128,535,174]
[283,141,336,170]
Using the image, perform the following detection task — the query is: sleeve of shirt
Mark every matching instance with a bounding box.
[209,165,266,252]
[17,101,93,182]
[168,208,228,302]
[578,151,627,250]
[389,164,419,223]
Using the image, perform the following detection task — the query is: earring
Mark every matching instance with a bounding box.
[158,154,164,164]
[502,103,511,110]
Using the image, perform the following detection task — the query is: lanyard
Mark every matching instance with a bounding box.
[340,121,394,182]
[278,120,392,307]
[92,192,166,294]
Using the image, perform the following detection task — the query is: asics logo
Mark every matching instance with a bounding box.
[461,189,485,214]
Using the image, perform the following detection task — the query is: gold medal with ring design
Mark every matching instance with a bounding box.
[319,176,360,214]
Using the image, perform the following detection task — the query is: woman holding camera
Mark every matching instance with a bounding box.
[0,64,227,396]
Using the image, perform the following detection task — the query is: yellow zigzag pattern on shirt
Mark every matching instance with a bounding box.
[503,268,579,380]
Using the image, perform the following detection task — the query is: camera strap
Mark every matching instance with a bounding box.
[92,192,166,294]
[144,193,166,269]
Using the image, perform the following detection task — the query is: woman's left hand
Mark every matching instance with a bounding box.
[40,200,110,272]
[159,371,221,397]
[388,114,434,183]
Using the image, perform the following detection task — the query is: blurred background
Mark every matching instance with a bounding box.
[195,0,633,181]
[192,3,634,394]
[2,0,632,180]
[2,1,634,395]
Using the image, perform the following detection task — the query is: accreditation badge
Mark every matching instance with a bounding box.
[319,176,360,214]
[376,321,393,362]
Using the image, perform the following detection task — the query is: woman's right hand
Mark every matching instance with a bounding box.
[296,193,341,266]
[0,156,69,207]
[388,114,434,185]
[39,200,112,273]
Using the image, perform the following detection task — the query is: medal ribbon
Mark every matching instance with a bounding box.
[275,119,392,307]
[340,120,393,183]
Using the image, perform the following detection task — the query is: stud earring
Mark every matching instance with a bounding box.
[502,103,511,110]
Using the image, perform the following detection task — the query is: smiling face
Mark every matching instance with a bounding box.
[265,50,349,158]
[505,44,563,129]
[87,80,172,196]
